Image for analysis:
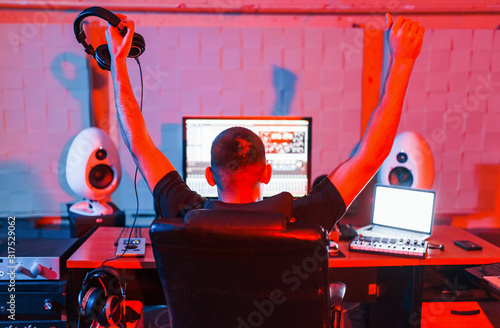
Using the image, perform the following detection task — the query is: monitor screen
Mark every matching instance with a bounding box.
[183,116,312,198]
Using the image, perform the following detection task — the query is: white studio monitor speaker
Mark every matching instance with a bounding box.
[66,127,121,216]
[377,131,434,189]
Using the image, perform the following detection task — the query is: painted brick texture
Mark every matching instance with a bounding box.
[0,15,499,218]
[400,28,500,213]
[0,19,361,216]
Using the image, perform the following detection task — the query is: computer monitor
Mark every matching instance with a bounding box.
[183,116,312,198]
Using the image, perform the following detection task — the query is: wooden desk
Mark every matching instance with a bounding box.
[67,227,155,269]
[424,225,500,265]
[328,225,500,327]
[67,225,500,327]
[329,225,500,268]
[67,225,500,270]
[67,227,160,327]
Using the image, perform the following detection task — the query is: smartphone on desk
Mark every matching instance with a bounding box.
[454,240,482,251]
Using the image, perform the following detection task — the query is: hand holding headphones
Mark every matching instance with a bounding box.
[74,6,145,71]
[104,14,137,69]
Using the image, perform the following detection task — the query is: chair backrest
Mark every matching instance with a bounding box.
[150,206,331,328]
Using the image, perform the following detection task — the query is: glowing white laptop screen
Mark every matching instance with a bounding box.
[371,185,436,234]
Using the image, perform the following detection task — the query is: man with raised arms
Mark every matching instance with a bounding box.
[105,14,424,230]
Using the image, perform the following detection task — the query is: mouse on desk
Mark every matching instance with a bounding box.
[329,240,339,252]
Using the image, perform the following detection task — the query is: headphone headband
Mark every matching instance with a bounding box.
[82,266,125,295]
[74,6,145,70]
[74,7,119,55]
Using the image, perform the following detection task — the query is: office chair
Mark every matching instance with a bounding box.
[150,206,346,328]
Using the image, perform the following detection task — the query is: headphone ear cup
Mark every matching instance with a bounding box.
[82,287,105,319]
[94,44,111,71]
[78,266,124,326]
[78,285,86,309]
[129,33,145,58]
[97,294,122,326]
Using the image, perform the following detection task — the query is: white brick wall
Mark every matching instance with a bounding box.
[0,17,362,217]
[1,12,499,218]
[399,28,500,214]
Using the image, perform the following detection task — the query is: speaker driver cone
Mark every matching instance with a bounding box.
[89,164,114,189]
[388,167,413,187]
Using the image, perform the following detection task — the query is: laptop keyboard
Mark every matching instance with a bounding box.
[368,225,428,241]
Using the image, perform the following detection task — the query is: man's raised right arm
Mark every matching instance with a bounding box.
[105,18,174,192]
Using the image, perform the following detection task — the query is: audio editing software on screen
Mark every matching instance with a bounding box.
[183,117,312,198]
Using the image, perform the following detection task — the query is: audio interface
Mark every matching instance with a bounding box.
[115,237,146,257]
[0,239,79,281]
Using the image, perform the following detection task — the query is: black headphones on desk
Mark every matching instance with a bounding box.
[78,266,125,326]
[74,6,146,71]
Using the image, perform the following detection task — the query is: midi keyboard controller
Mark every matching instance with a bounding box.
[349,236,428,259]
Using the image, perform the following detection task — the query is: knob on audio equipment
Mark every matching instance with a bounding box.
[29,261,56,278]
[44,298,54,311]
[43,297,64,315]
[15,264,24,273]
[31,261,43,277]
[14,264,37,279]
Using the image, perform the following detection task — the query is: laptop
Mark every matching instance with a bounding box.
[355,184,436,241]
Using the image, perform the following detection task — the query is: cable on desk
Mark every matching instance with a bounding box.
[114,227,127,246]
